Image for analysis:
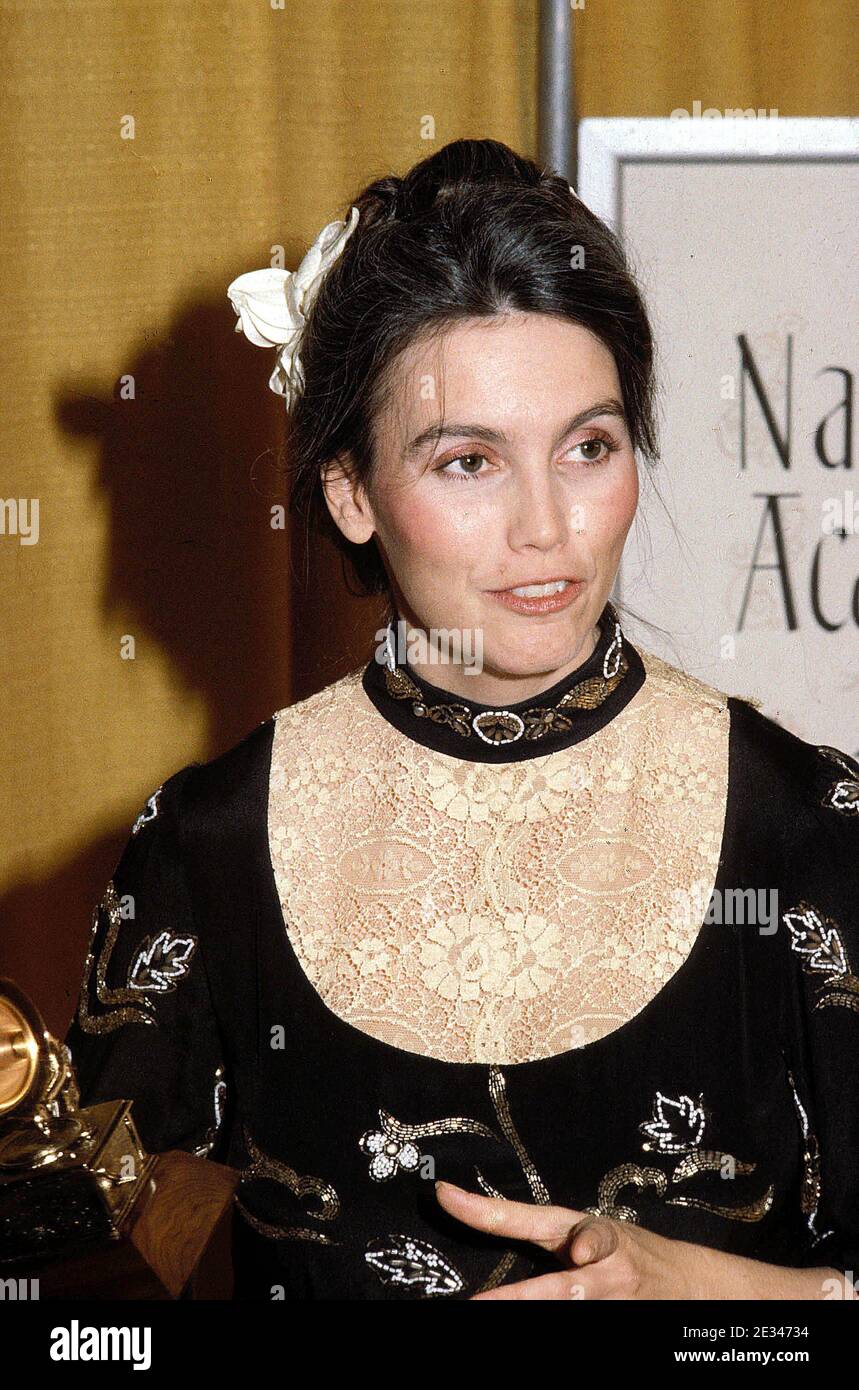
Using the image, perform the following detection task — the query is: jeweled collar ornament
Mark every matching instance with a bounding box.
[381,615,628,748]
[227,205,360,411]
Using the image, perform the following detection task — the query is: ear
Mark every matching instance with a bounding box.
[320,452,376,545]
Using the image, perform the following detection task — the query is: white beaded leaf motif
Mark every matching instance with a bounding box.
[365,1235,464,1297]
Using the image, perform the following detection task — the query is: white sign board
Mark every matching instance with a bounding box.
[578,118,859,754]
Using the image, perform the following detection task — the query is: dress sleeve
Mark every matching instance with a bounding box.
[64,765,228,1160]
[782,741,859,1283]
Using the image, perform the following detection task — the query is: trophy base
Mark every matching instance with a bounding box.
[0,1099,157,1264]
[2,1148,239,1299]
[0,980,238,1296]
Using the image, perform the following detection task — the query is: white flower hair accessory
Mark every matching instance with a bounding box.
[227,204,360,411]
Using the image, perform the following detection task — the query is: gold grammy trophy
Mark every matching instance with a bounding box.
[0,977,157,1261]
[0,978,237,1297]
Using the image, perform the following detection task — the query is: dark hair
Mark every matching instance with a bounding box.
[287,137,659,601]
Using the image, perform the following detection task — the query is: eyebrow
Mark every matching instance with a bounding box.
[402,396,628,459]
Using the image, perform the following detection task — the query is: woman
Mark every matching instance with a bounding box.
[66,139,859,1301]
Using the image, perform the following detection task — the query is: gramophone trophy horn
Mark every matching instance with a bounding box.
[0,977,157,1265]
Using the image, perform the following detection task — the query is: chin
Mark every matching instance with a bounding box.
[483,631,583,674]
[492,611,590,643]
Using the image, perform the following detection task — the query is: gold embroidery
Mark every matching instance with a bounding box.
[269,646,731,1063]
[784,1065,835,1247]
[359,1106,502,1182]
[377,1108,500,1144]
[236,1126,341,1243]
[475,1170,503,1199]
[382,649,629,746]
[234,1198,336,1245]
[671,1151,755,1182]
[822,993,859,1015]
[384,666,425,702]
[556,658,628,709]
[76,881,156,1034]
[585,1163,668,1222]
[666,1190,775,1222]
[488,1065,551,1205]
[475,1251,519,1292]
[635,1089,774,1225]
[240,1127,340,1220]
[356,1070,550,1294]
[588,1150,774,1226]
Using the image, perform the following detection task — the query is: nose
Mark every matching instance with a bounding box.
[506,465,569,553]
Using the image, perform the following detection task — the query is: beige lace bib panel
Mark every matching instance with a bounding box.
[268,648,731,1064]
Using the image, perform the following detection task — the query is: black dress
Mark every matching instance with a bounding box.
[65,608,859,1299]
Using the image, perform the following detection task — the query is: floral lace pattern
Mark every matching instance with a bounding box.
[268,647,731,1064]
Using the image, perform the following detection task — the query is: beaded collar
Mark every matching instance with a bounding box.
[361,602,646,763]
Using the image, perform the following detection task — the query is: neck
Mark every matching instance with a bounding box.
[362,600,644,763]
[393,620,602,706]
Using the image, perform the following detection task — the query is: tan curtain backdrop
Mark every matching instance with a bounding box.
[0,0,854,1034]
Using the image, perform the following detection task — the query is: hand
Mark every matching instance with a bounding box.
[434,1180,854,1300]
[434,1179,708,1299]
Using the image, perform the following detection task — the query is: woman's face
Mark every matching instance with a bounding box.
[324,312,639,704]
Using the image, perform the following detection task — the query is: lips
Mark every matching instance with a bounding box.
[487,578,584,615]
[490,576,581,592]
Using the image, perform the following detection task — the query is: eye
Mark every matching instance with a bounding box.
[436,452,490,483]
[569,434,617,465]
[435,432,620,483]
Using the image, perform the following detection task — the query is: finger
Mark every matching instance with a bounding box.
[435,1180,585,1255]
[470,1266,599,1300]
[567,1214,621,1267]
